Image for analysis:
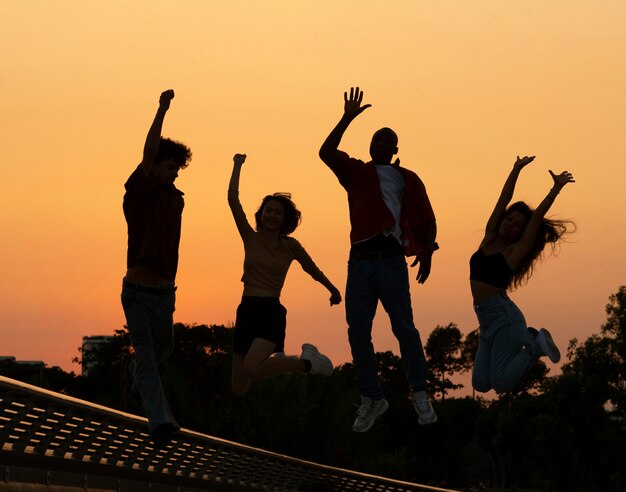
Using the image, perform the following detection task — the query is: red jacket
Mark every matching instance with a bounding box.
[325,151,436,257]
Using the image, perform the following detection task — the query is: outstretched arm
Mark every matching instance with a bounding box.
[319,87,372,164]
[228,153,254,239]
[317,272,342,306]
[484,156,535,240]
[139,89,175,176]
[508,169,575,265]
[296,248,342,306]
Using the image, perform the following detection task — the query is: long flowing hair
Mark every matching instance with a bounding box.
[502,201,576,290]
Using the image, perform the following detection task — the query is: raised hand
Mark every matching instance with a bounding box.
[141,89,175,171]
[159,89,175,110]
[549,170,575,190]
[343,87,372,119]
[514,155,535,170]
[233,153,247,166]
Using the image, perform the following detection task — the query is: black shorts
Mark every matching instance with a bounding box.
[233,296,287,355]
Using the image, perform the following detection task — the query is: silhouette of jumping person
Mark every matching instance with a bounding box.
[121,89,191,447]
[319,87,438,432]
[228,153,342,396]
[470,156,575,394]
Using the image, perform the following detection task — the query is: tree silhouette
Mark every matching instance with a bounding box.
[459,328,479,374]
[5,288,624,490]
[601,285,626,411]
[425,323,465,400]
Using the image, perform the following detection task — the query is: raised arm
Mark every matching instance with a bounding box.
[139,90,175,176]
[508,169,575,265]
[483,156,535,240]
[228,153,254,240]
[319,87,372,164]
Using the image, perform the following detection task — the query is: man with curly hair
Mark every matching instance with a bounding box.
[121,89,192,447]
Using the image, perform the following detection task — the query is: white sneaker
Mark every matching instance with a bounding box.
[300,343,333,376]
[352,396,389,433]
[411,390,437,425]
[537,328,561,363]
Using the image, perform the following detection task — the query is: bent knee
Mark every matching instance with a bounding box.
[473,383,492,394]
[231,375,251,396]
[472,374,492,394]
[492,378,515,394]
[242,363,262,381]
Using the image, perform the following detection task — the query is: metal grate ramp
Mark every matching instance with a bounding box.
[0,375,456,491]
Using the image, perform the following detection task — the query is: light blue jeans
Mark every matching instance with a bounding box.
[346,254,428,400]
[121,283,179,432]
[472,291,542,393]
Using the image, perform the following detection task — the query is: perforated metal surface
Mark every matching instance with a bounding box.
[0,376,455,491]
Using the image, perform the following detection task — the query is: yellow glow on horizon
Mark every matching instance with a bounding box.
[1,2,625,392]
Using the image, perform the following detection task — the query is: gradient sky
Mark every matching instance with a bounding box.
[1,2,625,396]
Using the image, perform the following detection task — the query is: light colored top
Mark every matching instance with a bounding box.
[375,164,405,243]
[228,191,327,297]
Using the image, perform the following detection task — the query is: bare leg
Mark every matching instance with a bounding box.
[244,338,306,381]
[231,353,252,396]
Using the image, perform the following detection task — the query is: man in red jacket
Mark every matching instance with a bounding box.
[319,87,438,432]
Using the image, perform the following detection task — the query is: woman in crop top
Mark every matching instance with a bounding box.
[469,155,575,394]
[228,153,342,396]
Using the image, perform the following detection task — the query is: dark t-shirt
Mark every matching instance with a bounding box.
[123,165,184,282]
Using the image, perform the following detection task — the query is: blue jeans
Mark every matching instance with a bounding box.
[472,292,542,393]
[346,254,428,400]
[121,282,179,432]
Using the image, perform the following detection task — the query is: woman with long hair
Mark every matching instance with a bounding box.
[228,153,342,396]
[470,155,575,393]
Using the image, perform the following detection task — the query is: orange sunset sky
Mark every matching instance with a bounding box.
[1,2,625,394]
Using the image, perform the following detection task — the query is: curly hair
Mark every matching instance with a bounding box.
[254,193,302,236]
[501,201,575,290]
[155,137,192,169]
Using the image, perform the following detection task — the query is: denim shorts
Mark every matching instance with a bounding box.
[233,296,287,354]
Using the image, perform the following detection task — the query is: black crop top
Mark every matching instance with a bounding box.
[469,249,514,289]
